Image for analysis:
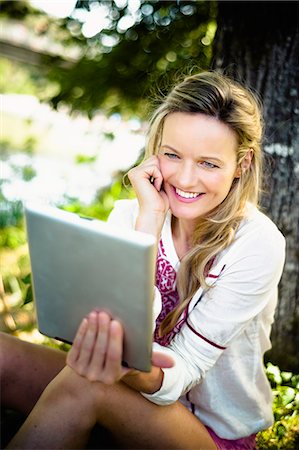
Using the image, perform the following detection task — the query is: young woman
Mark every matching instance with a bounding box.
[1,71,285,450]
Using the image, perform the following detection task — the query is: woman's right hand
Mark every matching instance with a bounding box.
[128,156,169,237]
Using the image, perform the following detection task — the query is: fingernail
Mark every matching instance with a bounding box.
[88,311,97,320]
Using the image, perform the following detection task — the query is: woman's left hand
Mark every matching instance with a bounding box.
[66,311,174,388]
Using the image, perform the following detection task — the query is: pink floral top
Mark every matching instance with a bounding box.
[154,239,186,346]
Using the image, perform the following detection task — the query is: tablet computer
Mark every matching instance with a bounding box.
[24,203,156,372]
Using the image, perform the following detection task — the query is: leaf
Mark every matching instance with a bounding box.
[275,422,287,440]
[75,154,97,164]
[266,363,283,385]
[21,273,31,285]
[281,371,293,383]
[277,386,296,407]
[23,285,33,305]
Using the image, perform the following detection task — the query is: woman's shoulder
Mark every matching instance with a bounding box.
[240,203,285,245]
[225,203,286,267]
[209,204,286,286]
[107,198,139,229]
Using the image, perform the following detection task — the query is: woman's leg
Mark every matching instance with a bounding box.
[7,365,217,450]
[0,332,66,415]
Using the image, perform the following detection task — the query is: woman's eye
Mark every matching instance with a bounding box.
[165,152,179,160]
[201,161,218,169]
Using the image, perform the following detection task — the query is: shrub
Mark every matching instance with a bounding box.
[256,363,299,449]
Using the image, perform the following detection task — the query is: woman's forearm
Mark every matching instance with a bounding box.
[135,212,165,240]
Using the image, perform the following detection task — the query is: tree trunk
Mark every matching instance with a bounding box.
[212,1,299,371]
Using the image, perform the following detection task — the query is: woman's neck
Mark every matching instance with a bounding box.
[171,216,197,260]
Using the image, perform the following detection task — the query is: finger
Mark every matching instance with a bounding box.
[76,311,98,370]
[130,157,163,189]
[102,320,124,384]
[143,160,163,190]
[151,352,175,369]
[152,171,163,192]
[154,156,163,192]
[66,316,88,367]
[87,311,110,380]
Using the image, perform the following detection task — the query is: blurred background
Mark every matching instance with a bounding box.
[0,1,298,446]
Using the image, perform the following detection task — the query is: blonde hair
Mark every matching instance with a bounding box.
[145,71,264,336]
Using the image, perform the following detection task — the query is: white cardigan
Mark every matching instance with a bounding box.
[108,199,286,439]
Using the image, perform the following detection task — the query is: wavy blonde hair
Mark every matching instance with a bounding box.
[144,71,264,336]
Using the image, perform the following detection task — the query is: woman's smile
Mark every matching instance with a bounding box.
[173,186,204,202]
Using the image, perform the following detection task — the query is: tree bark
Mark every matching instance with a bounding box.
[212,1,299,371]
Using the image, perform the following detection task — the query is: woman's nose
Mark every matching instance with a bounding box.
[177,162,197,190]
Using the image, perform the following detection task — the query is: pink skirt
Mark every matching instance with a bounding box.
[206,426,257,450]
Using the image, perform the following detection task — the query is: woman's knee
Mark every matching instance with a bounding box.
[0,332,66,413]
[0,332,31,410]
[0,332,63,379]
[39,366,101,427]
[0,332,21,379]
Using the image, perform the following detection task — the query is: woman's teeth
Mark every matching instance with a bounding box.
[175,188,200,199]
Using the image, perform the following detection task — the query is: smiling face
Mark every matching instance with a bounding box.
[158,112,240,225]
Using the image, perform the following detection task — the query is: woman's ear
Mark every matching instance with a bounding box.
[235,149,253,178]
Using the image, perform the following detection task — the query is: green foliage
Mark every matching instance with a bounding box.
[0,197,24,228]
[0,225,26,249]
[0,172,28,229]
[269,365,299,422]
[75,154,97,164]
[0,0,217,117]
[22,136,38,156]
[0,119,41,157]
[0,138,12,153]
[0,0,36,20]
[0,57,58,101]
[49,1,217,117]
[19,275,31,306]
[61,177,135,222]
[256,364,299,449]
[103,131,115,141]
[0,58,40,96]
[22,165,37,181]
[256,416,299,449]
[8,272,33,308]
[6,161,37,181]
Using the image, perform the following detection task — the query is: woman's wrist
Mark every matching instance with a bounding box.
[122,367,164,394]
[135,212,166,239]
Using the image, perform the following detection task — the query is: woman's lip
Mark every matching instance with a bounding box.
[172,186,204,203]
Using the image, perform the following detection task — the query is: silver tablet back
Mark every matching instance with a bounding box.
[25,203,156,372]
